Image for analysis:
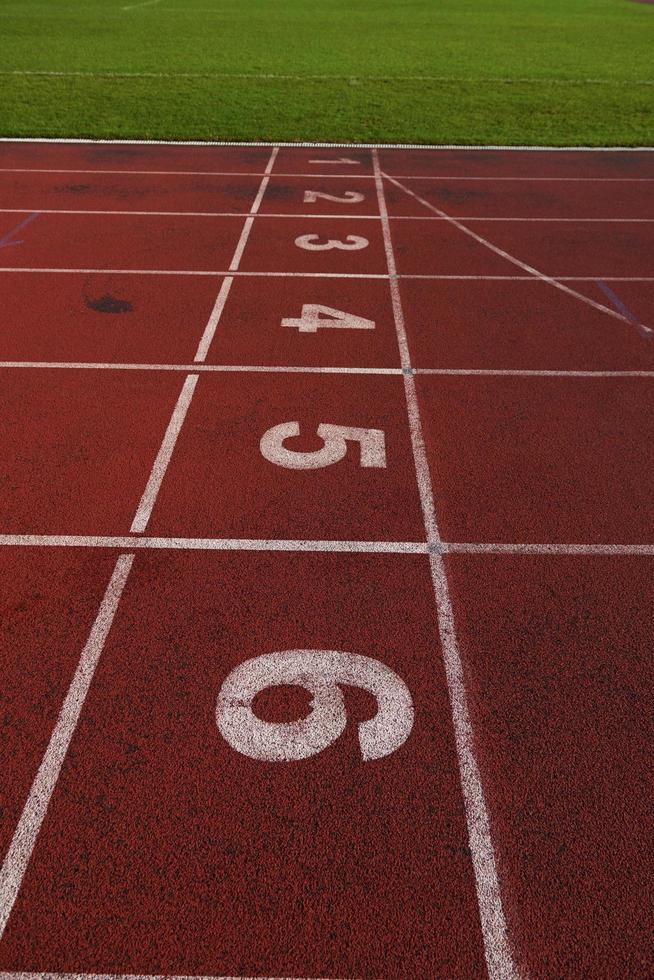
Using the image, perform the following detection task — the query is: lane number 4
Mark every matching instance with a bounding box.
[281,304,374,334]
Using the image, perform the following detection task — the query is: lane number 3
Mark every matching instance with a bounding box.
[216,649,414,762]
[260,422,386,469]
[295,234,368,251]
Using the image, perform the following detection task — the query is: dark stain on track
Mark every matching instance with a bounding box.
[55,184,93,194]
[83,293,133,314]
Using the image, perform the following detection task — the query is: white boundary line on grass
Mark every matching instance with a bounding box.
[373,148,519,980]
[0,137,653,150]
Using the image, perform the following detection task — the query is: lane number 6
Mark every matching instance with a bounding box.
[216,649,414,762]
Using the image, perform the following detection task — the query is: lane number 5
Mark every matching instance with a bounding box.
[216,649,414,762]
[260,422,386,469]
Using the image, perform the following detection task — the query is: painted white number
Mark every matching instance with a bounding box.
[216,649,414,762]
[260,422,386,470]
[309,158,361,165]
[281,304,375,334]
[295,234,368,251]
[303,190,365,205]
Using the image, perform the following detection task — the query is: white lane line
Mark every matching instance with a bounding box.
[0,535,428,554]
[1,207,653,222]
[4,69,654,86]
[228,146,278,271]
[382,171,652,337]
[0,361,403,375]
[130,145,278,528]
[373,149,518,980]
[0,554,134,940]
[194,276,233,362]
[441,542,654,555]
[130,374,198,532]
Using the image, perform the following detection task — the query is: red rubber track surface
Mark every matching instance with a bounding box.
[0,141,653,980]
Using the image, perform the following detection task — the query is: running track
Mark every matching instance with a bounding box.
[0,141,653,980]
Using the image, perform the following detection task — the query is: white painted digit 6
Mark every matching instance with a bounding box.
[216,650,414,762]
[303,190,365,204]
[260,422,386,469]
[295,234,368,251]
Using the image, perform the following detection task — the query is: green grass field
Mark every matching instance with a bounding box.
[1,0,653,145]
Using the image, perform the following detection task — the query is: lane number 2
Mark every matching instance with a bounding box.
[295,234,368,251]
[281,304,374,334]
[216,649,414,762]
[303,190,364,205]
[260,422,386,469]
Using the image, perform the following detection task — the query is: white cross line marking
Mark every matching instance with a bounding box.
[441,542,654,555]
[373,149,519,979]
[416,369,654,378]
[0,364,651,378]
[0,168,379,179]
[0,208,380,219]
[1,208,653,223]
[0,362,404,375]
[382,171,653,338]
[1,267,653,282]
[1,167,653,182]
[0,535,651,555]
[0,267,390,278]
[0,554,134,940]
[0,535,428,554]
